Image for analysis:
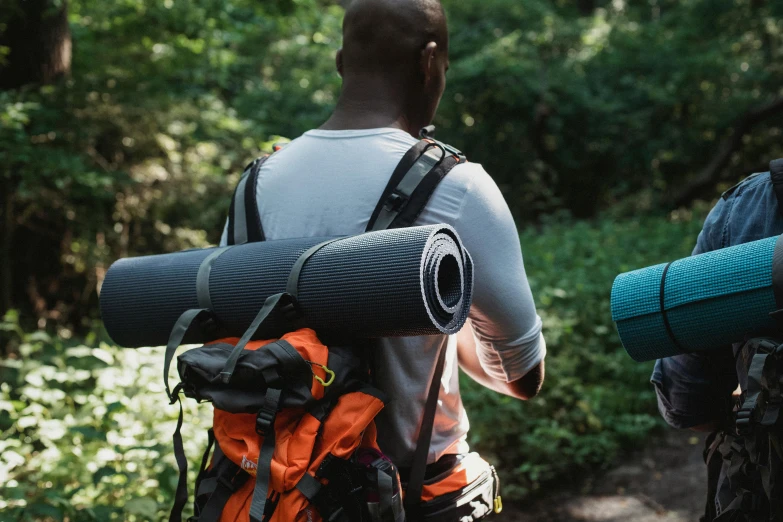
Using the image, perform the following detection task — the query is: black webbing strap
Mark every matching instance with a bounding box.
[195,428,216,502]
[165,309,215,522]
[249,387,283,522]
[286,238,344,297]
[164,308,213,401]
[770,159,783,218]
[404,343,448,517]
[227,155,270,246]
[244,156,268,243]
[366,140,434,232]
[219,293,295,384]
[197,455,250,522]
[169,388,189,522]
[659,262,685,354]
[196,248,230,310]
[772,236,783,312]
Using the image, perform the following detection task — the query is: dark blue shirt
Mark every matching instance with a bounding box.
[651,171,783,429]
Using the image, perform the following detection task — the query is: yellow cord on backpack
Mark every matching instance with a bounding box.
[306,361,335,387]
[494,496,503,514]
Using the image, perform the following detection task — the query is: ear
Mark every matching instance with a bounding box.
[336,48,344,78]
[419,41,438,85]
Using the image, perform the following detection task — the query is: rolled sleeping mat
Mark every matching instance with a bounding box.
[100,224,473,348]
[611,234,783,362]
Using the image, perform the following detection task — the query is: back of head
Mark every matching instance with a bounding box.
[341,0,448,79]
[336,0,449,133]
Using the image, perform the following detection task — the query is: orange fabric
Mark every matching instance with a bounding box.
[210,328,386,522]
[271,392,384,522]
[420,452,491,502]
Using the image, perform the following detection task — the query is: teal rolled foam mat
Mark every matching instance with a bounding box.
[611,234,783,362]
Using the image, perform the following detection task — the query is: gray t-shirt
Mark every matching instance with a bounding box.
[221,127,545,465]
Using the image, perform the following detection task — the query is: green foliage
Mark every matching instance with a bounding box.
[439,0,783,217]
[460,206,709,498]
[0,311,212,521]
[1,213,709,519]
[1,0,344,328]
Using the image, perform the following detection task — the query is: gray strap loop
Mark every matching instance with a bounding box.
[249,388,282,522]
[196,247,230,310]
[218,293,294,384]
[295,472,322,500]
[286,238,344,297]
[164,308,212,400]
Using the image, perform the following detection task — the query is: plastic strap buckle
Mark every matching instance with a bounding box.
[383,192,406,213]
[256,408,276,437]
[255,390,281,437]
[736,408,754,435]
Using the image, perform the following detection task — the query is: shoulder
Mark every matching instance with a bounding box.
[440,161,515,226]
[707,170,783,249]
[721,171,770,200]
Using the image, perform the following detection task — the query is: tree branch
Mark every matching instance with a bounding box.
[671,95,783,207]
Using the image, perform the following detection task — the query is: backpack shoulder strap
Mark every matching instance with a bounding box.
[227,154,270,245]
[366,139,466,232]
[367,133,467,513]
[769,158,783,217]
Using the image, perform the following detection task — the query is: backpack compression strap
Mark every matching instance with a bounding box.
[770,159,783,218]
[227,155,270,245]
[366,138,466,232]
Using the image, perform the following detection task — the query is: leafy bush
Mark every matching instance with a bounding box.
[0,313,212,521]
[0,209,709,520]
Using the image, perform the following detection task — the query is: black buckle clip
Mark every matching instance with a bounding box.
[384,192,406,213]
[256,405,276,437]
[736,408,754,435]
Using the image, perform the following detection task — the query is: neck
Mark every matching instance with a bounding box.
[320,78,418,137]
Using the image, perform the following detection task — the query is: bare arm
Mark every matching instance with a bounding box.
[457,324,545,400]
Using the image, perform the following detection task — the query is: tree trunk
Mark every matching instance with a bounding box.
[0,0,72,89]
[0,0,71,319]
[0,176,17,319]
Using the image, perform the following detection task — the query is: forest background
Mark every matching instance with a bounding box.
[1,0,782,520]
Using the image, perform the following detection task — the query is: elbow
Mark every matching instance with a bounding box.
[508,360,545,400]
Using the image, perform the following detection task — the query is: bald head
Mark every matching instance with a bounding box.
[322,0,449,135]
[341,0,448,78]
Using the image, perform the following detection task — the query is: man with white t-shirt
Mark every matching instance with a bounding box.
[221,0,546,515]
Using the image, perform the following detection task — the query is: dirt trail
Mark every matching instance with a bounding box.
[495,430,707,522]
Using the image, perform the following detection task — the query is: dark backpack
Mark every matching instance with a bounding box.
[704,338,783,522]
[702,159,783,522]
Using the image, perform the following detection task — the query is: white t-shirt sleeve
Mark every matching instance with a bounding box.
[452,164,546,382]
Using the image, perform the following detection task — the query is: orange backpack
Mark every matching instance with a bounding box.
[163,134,502,522]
